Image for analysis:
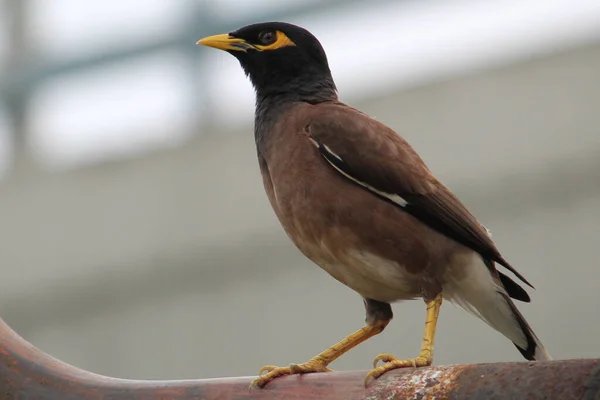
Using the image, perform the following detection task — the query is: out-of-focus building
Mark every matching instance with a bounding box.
[0,0,599,380]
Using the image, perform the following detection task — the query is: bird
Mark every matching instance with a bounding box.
[197,22,551,389]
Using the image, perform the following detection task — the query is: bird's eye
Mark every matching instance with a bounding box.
[258,31,277,45]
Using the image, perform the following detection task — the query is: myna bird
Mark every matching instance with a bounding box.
[197,22,551,389]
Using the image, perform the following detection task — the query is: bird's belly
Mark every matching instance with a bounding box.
[305,244,422,303]
[265,149,438,303]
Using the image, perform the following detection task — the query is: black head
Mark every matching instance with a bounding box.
[198,22,337,103]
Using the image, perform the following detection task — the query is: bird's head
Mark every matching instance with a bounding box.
[198,22,337,103]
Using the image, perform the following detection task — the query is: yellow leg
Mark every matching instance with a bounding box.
[365,294,443,386]
[249,319,389,390]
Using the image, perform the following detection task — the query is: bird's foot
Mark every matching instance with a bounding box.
[249,357,334,390]
[364,353,431,386]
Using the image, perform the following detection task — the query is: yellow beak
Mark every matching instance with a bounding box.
[197,33,253,52]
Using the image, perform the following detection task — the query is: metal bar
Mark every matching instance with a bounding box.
[0,316,598,400]
[0,0,397,175]
[0,0,396,98]
[4,0,33,174]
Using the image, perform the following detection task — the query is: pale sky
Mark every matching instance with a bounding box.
[1,0,600,168]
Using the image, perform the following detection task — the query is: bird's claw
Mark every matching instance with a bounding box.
[364,354,431,387]
[372,353,398,368]
[249,359,333,390]
[258,365,280,375]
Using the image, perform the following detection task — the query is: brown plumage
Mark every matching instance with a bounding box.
[198,22,550,389]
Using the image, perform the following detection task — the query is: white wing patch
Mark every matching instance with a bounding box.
[322,143,342,161]
[309,137,408,208]
[482,224,493,237]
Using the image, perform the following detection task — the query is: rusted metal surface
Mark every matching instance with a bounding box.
[1,316,598,399]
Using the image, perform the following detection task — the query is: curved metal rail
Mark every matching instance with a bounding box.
[1,316,598,399]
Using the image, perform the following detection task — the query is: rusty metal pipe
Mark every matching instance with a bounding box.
[1,316,598,399]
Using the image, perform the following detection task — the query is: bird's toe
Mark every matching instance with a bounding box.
[364,354,431,387]
[289,358,334,374]
[258,365,280,375]
[372,352,397,368]
[249,365,292,390]
[249,358,333,390]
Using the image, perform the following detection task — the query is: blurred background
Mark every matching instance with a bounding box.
[0,0,599,381]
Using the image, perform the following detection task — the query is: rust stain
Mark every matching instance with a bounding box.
[365,364,470,400]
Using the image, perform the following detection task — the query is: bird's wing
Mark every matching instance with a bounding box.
[306,104,533,290]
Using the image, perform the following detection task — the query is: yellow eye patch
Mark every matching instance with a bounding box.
[254,31,296,51]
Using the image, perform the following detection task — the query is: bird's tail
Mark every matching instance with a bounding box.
[497,292,551,361]
[444,254,551,361]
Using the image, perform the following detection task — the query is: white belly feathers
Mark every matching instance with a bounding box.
[308,243,422,303]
